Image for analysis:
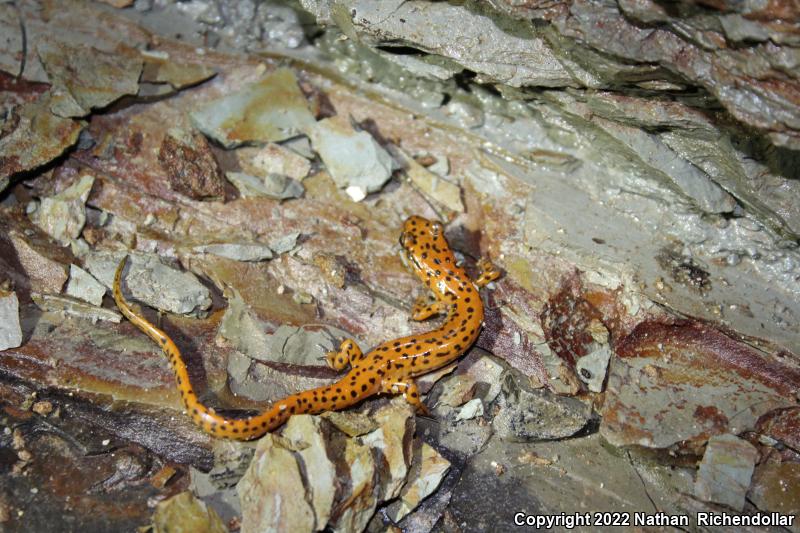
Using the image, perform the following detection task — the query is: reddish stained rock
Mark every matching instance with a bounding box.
[0,92,83,182]
[477,279,549,385]
[756,407,800,451]
[0,211,73,299]
[541,274,604,368]
[601,320,800,450]
[157,130,225,200]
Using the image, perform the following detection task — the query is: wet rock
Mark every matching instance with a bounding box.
[593,117,737,214]
[65,264,107,306]
[237,142,311,181]
[158,130,225,200]
[388,443,451,522]
[694,433,758,511]
[225,171,304,200]
[0,92,83,184]
[237,432,316,533]
[31,292,122,323]
[85,251,212,316]
[152,491,227,533]
[37,38,142,118]
[309,1,579,88]
[30,174,95,245]
[191,67,315,148]
[602,321,799,450]
[308,115,394,202]
[492,368,592,441]
[0,290,22,351]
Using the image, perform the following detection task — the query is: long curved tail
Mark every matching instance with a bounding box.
[113,257,376,440]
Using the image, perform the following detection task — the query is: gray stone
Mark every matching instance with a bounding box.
[85,251,211,316]
[694,434,758,511]
[492,368,592,441]
[65,264,107,306]
[190,68,315,148]
[225,172,304,200]
[308,116,394,201]
[193,243,273,262]
[32,175,95,245]
[0,290,23,351]
[31,293,121,323]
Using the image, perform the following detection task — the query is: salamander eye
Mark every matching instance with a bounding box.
[430,222,442,237]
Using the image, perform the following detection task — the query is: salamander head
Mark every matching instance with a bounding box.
[399,216,454,278]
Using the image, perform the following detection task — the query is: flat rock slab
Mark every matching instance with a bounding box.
[601,321,800,450]
[694,434,758,512]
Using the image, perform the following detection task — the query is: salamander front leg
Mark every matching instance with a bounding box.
[325,339,363,371]
[475,258,501,288]
[381,379,430,416]
[411,295,445,321]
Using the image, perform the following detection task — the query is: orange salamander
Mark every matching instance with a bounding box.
[112,215,501,440]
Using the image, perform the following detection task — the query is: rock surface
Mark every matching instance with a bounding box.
[0,1,798,531]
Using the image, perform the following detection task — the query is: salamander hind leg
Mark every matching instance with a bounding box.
[326,339,363,371]
[411,295,445,321]
[475,258,501,288]
[381,379,430,416]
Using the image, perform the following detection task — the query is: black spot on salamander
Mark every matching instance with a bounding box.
[350,390,357,398]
